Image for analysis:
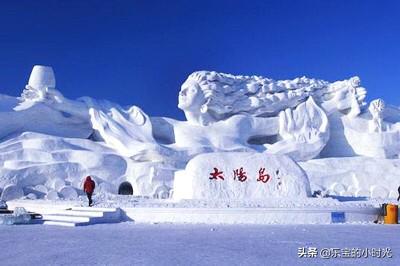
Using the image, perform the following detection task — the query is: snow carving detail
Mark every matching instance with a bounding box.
[267,96,329,161]
[368,98,385,133]
[178,71,366,126]
[15,65,59,111]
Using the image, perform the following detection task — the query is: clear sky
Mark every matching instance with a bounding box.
[0,0,399,120]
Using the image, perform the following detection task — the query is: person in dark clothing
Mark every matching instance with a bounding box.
[397,185,400,201]
[83,176,95,207]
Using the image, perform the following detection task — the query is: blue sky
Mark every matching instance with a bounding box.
[0,0,399,120]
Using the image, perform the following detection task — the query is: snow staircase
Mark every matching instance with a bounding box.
[42,207,121,227]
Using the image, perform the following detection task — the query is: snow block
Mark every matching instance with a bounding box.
[46,190,59,200]
[173,152,311,200]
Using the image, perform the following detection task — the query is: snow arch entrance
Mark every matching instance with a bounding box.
[118,182,133,195]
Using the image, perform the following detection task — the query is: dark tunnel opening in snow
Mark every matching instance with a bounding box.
[118,182,133,195]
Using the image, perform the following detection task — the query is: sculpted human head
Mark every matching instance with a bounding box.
[178,80,206,112]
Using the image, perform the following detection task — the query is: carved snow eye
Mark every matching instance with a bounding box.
[179,88,187,96]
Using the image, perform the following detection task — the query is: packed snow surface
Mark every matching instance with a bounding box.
[0,223,399,266]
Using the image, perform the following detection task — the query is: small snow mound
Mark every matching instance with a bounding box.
[0,200,7,209]
[25,193,37,200]
[370,186,389,198]
[329,183,346,196]
[46,190,59,200]
[59,186,78,200]
[153,185,172,199]
[1,185,24,201]
[47,178,65,191]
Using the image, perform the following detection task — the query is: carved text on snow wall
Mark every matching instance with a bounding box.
[209,167,277,184]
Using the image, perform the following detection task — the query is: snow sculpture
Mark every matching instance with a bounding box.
[178,71,366,125]
[88,105,158,157]
[368,99,385,133]
[16,65,57,111]
[0,66,94,139]
[173,153,311,200]
[342,97,400,159]
[267,97,329,161]
[2,65,400,200]
[1,184,24,201]
[300,157,400,198]
[59,186,78,200]
[11,67,366,164]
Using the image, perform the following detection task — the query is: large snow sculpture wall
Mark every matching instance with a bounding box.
[2,65,400,201]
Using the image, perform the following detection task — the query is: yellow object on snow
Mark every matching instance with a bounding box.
[383,204,398,224]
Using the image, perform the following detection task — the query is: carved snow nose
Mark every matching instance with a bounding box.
[28,65,56,90]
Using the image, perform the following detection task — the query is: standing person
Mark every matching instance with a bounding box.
[83,176,95,207]
[397,185,400,201]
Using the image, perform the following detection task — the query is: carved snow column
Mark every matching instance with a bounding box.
[347,77,366,118]
[15,65,68,111]
[368,99,385,133]
[19,65,56,103]
[28,65,56,90]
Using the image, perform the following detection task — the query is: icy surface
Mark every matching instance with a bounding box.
[0,223,398,265]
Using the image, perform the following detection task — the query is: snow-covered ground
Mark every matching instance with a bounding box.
[0,223,399,266]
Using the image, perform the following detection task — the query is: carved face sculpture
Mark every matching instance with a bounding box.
[178,80,205,112]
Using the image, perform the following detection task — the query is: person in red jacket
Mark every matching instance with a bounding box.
[83,176,95,207]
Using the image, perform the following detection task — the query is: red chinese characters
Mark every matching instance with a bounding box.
[209,167,272,184]
[257,168,271,183]
[209,167,224,180]
[233,167,247,182]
